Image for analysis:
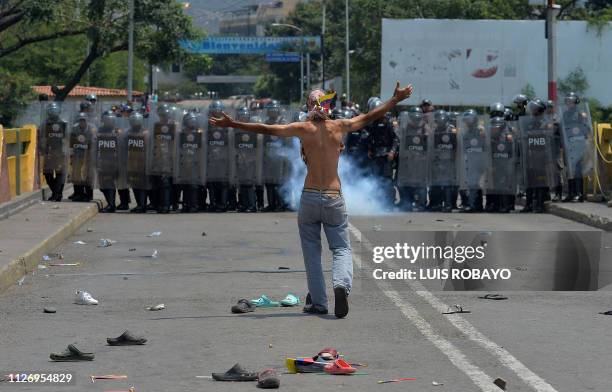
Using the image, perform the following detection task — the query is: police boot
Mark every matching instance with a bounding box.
[521,189,534,213]
[485,194,498,212]
[54,182,65,202]
[158,187,171,214]
[563,179,576,202]
[69,185,81,201]
[256,186,265,211]
[217,184,228,212]
[101,189,116,213]
[117,189,131,210]
[84,186,93,202]
[245,187,257,212]
[458,190,469,211]
[263,185,276,212]
[573,178,584,202]
[130,190,146,213]
[442,187,454,212]
[533,188,546,213]
[187,187,200,213]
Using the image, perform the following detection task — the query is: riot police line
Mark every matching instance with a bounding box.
[39,91,593,214]
[338,92,593,213]
[39,95,299,213]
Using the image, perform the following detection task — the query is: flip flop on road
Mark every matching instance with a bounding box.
[257,368,280,389]
[212,363,258,381]
[598,310,612,315]
[478,294,508,300]
[231,299,256,314]
[107,330,147,346]
[50,344,95,361]
[280,293,300,307]
[250,295,280,308]
[324,359,357,375]
[442,305,471,315]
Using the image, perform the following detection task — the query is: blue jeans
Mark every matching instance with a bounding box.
[298,190,353,310]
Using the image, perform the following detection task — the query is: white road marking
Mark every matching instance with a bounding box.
[348,222,559,392]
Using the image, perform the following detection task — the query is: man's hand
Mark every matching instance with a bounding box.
[208,112,234,128]
[393,82,414,102]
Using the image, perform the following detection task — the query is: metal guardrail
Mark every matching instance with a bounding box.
[0,125,39,200]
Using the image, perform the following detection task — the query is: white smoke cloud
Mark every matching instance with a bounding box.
[279,137,393,215]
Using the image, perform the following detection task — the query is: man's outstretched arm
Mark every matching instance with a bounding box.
[209,112,302,137]
[341,82,413,133]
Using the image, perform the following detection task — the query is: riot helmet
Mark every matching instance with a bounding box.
[420,99,433,113]
[513,94,528,107]
[101,110,116,129]
[462,109,478,127]
[564,92,580,107]
[367,97,383,113]
[545,100,555,114]
[449,111,460,127]
[76,112,89,130]
[157,103,171,120]
[129,111,144,130]
[489,102,505,118]
[503,107,514,121]
[79,101,92,112]
[182,112,198,129]
[265,100,281,119]
[527,99,546,116]
[85,93,98,104]
[490,116,506,130]
[46,103,61,120]
[433,109,448,128]
[208,100,225,118]
[407,106,423,127]
[236,107,251,123]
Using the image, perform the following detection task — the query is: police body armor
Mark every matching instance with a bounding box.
[368,121,396,178]
[559,102,594,179]
[519,115,556,189]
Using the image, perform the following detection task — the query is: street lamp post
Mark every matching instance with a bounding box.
[271,23,305,101]
[127,0,134,102]
[345,0,350,102]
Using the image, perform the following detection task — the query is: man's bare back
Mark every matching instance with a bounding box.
[209,82,413,191]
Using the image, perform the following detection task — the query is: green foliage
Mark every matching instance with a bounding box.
[521,84,536,99]
[182,54,213,80]
[558,67,589,95]
[0,67,35,126]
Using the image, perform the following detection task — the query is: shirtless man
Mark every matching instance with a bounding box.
[209,82,414,318]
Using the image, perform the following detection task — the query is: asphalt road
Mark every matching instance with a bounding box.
[1,210,611,392]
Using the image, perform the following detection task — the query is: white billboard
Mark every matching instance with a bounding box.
[381,19,612,106]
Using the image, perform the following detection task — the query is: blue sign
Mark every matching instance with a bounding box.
[181,36,321,54]
[265,53,301,63]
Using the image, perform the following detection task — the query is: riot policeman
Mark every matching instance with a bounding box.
[486,105,517,213]
[261,100,289,212]
[206,100,231,212]
[95,111,123,213]
[512,94,528,120]
[150,104,177,213]
[366,97,399,209]
[428,109,458,212]
[125,111,152,213]
[233,107,259,212]
[41,102,69,201]
[519,99,556,213]
[484,102,506,212]
[560,92,593,203]
[338,106,370,174]
[68,112,95,202]
[457,109,487,213]
[397,107,429,211]
[175,112,205,213]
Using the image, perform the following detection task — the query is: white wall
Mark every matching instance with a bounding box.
[380,19,612,106]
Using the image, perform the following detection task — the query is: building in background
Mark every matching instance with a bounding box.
[219,0,303,37]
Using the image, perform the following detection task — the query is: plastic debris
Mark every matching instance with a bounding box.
[86,228,94,232]
[98,239,116,247]
[377,377,416,384]
[42,255,52,261]
[278,267,290,270]
[129,248,136,252]
[147,231,162,237]
[432,381,444,386]
[43,307,57,313]
[52,205,60,209]
[90,375,128,383]
[147,304,165,311]
[38,264,48,270]
[73,241,87,245]
[17,277,25,286]
[274,220,280,225]
[201,232,207,236]
[49,263,80,267]
[372,225,382,231]
[494,377,506,390]
[147,249,158,258]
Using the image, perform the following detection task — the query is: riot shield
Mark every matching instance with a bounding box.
[519,115,557,189]
[206,123,231,183]
[150,120,177,176]
[175,117,206,186]
[486,119,517,195]
[457,116,488,190]
[125,122,153,190]
[429,124,458,187]
[68,113,96,187]
[95,129,120,189]
[234,127,260,186]
[397,112,430,187]
[559,102,594,179]
[41,103,70,173]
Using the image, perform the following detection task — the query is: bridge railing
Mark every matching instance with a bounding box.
[0,125,41,203]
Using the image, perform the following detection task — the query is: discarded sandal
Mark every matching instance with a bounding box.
[250,295,280,308]
[212,363,258,381]
[598,310,612,315]
[231,299,256,314]
[442,305,471,314]
[324,359,356,375]
[280,293,300,307]
[478,294,508,300]
[314,347,338,361]
[50,344,95,361]
[257,368,280,389]
[107,330,147,346]
[286,357,328,373]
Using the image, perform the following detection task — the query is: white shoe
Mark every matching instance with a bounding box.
[75,290,98,305]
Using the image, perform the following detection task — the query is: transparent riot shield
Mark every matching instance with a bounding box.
[68,113,96,187]
[125,118,153,190]
[559,101,594,179]
[95,129,120,189]
[150,115,177,176]
[486,119,517,195]
[205,121,231,183]
[429,123,458,187]
[174,114,206,186]
[41,102,70,173]
[457,116,489,190]
[397,111,430,187]
[234,126,260,186]
[519,115,557,189]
